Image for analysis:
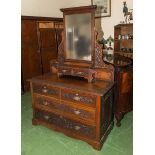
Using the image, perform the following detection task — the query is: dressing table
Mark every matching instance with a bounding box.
[30,5,115,150]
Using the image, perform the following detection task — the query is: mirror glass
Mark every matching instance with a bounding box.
[65,13,92,61]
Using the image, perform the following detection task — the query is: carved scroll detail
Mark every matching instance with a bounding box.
[92,31,106,68]
[58,32,65,65]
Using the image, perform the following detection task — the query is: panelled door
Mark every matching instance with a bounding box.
[21,20,42,91]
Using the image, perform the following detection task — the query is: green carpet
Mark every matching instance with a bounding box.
[21,92,133,155]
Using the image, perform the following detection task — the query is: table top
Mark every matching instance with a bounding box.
[30,73,114,96]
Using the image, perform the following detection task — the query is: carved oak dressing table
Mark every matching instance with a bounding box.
[30,5,115,150]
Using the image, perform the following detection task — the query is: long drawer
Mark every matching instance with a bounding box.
[32,83,60,99]
[35,109,96,139]
[61,88,97,107]
[33,94,96,123]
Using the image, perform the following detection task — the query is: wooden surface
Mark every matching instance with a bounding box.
[31,73,114,96]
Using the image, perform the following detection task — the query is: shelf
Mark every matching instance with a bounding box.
[114,39,133,41]
[114,24,133,59]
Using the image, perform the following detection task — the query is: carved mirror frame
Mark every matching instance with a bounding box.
[59,5,97,67]
[56,5,107,82]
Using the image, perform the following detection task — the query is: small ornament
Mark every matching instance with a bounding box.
[123,1,128,23]
[123,2,133,23]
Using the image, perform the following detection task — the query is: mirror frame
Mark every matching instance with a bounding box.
[60,5,97,66]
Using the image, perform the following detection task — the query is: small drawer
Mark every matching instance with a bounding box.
[32,83,60,99]
[35,109,96,139]
[61,89,96,107]
[73,69,88,77]
[59,67,72,75]
[34,95,95,121]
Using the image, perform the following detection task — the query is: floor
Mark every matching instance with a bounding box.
[21,92,133,155]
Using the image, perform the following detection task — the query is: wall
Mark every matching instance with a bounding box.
[101,0,133,39]
[21,0,89,17]
[21,0,133,39]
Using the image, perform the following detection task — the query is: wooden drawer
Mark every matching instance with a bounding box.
[59,67,72,75]
[58,67,89,77]
[35,109,96,139]
[33,95,96,122]
[32,83,60,99]
[61,88,97,107]
[73,69,88,77]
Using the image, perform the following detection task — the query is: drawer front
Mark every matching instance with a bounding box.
[73,69,88,77]
[59,67,72,75]
[34,95,95,121]
[32,83,60,98]
[35,109,96,139]
[58,67,89,77]
[61,89,96,106]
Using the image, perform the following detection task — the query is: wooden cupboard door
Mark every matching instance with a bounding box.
[41,49,57,74]
[119,68,133,112]
[40,28,57,49]
[21,48,42,91]
[21,20,39,48]
[21,20,42,91]
[39,28,58,74]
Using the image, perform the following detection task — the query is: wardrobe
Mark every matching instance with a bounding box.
[21,16,63,91]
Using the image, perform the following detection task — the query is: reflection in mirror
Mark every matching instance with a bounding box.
[65,13,91,61]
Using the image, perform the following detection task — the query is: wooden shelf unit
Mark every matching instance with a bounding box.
[114,24,133,59]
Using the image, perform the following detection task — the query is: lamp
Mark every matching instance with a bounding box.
[106,35,114,54]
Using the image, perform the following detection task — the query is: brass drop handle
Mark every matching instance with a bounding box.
[62,70,67,73]
[77,72,82,75]
[74,126,81,130]
[44,115,49,120]
[74,110,81,115]
[42,86,48,93]
[71,70,74,75]
[73,93,80,101]
[43,101,49,106]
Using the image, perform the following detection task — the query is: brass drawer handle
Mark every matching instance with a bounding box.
[62,70,67,73]
[42,86,48,93]
[73,93,80,101]
[73,96,80,101]
[43,101,49,106]
[74,126,81,130]
[44,115,49,120]
[74,110,81,115]
[77,72,82,75]
[59,115,63,119]
[71,70,74,75]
